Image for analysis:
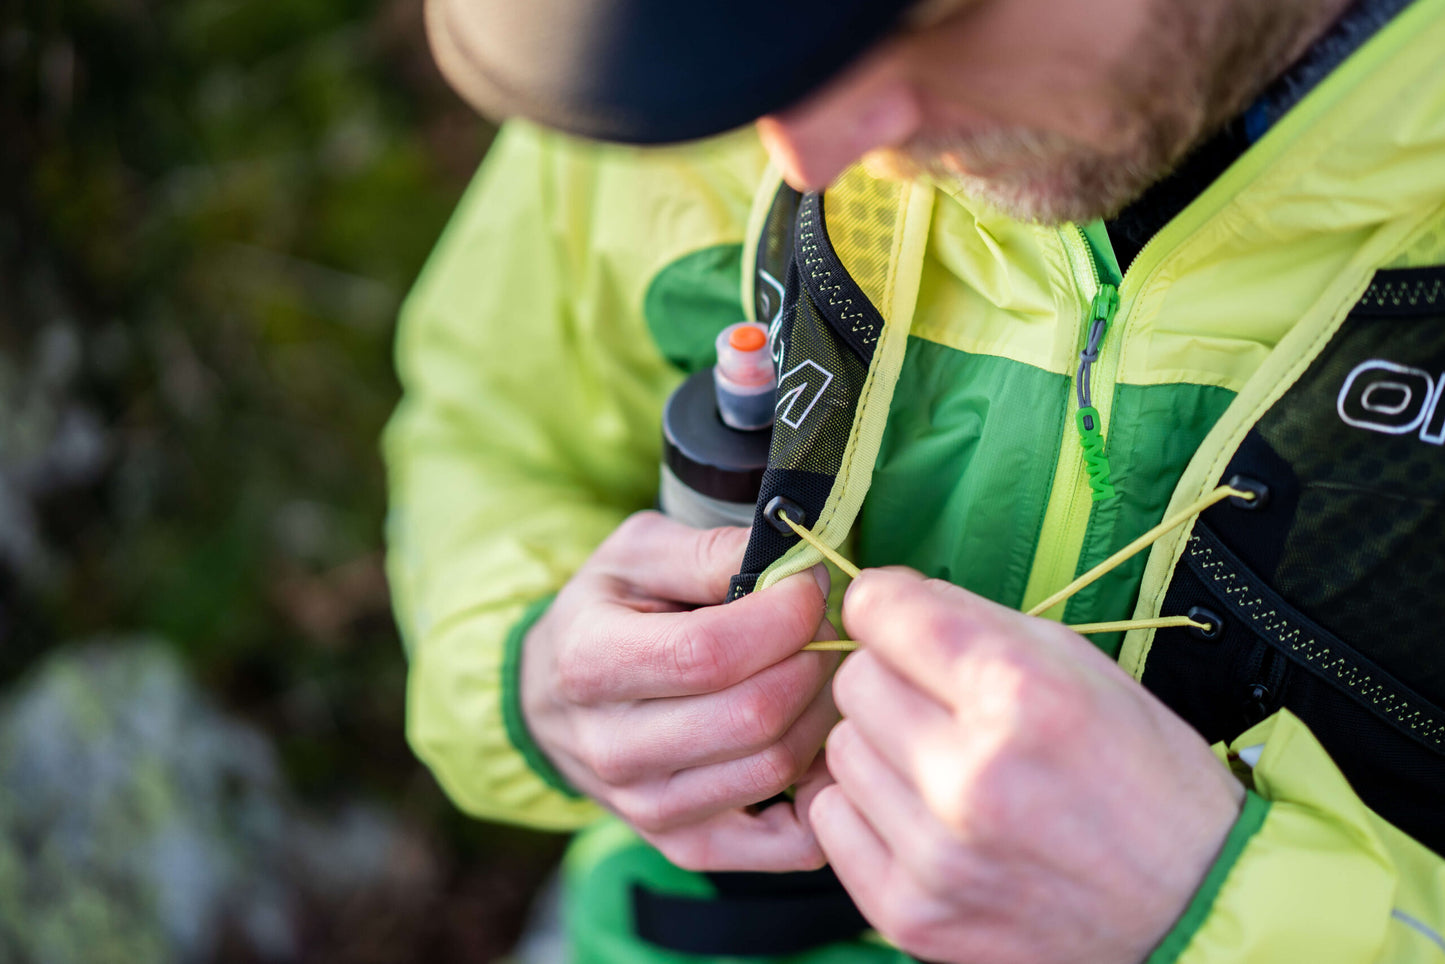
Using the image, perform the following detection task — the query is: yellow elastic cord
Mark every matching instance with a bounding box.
[778,511,861,578]
[1024,484,1253,617]
[787,483,1249,653]
[776,511,863,653]
[1068,614,1211,636]
[802,640,858,652]
[803,614,1213,652]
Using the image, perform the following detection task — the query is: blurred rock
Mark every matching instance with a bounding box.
[0,639,438,964]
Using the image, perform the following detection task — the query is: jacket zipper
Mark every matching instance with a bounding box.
[1075,282,1120,501]
[1022,227,1125,617]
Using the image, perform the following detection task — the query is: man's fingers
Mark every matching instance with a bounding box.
[812,768,972,964]
[667,681,839,814]
[615,681,839,831]
[648,801,826,873]
[808,782,893,914]
[832,649,962,796]
[583,649,838,783]
[841,566,1018,707]
[593,569,828,701]
[825,719,954,878]
[595,511,750,605]
[791,754,835,839]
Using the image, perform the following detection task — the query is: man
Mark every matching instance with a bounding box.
[385,0,1445,960]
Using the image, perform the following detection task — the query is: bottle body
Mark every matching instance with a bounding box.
[657,463,757,528]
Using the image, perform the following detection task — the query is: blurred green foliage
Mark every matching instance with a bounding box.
[3,0,457,782]
[2,0,565,958]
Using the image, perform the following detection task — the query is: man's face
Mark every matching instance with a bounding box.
[756,0,1345,224]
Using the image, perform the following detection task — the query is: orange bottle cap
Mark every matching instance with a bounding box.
[728,325,767,352]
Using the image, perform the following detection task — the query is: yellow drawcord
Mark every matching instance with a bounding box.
[790,483,1249,653]
[778,512,861,578]
[1024,484,1252,617]
[802,640,859,652]
[1067,615,1211,635]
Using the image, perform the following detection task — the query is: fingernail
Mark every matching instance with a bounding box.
[810,563,831,597]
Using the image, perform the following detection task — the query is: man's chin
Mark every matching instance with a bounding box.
[866,124,1185,225]
[864,147,1151,226]
[940,169,1119,226]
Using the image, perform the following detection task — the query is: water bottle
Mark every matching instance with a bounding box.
[659,322,776,528]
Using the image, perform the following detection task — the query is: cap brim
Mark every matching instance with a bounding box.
[426,0,917,145]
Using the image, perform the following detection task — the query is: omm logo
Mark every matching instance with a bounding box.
[1337,360,1445,443]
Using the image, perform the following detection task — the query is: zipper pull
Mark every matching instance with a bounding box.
[1075,283,1118,502]
[1089,285,1119,325]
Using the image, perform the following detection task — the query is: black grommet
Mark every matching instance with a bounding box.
[1186,606,1223,641]
[1243,682,1272,724]
[1225,475,1269,511]
[764,495,806,534]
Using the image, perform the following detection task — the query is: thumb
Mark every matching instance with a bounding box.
[841,564,959,666]
[595,511,751,605]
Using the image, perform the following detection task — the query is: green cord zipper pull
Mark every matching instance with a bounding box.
[1075,283,1118,502]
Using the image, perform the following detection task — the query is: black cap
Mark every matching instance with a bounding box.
[662,370,770,503]
[426,0,919,144]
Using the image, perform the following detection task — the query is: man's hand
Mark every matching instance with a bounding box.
[521,511,840,872]
[810,567,1245,964]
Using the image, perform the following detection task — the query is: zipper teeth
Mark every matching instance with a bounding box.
[1022,229,1109,616]
[1080,239,1102,288]
[1071,227,1127,615]
[1082,226,1123,455]
[1066,227,1117,596]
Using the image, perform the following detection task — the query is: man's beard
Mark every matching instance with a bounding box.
[865,124,1185,225]
[866,0,1342,226]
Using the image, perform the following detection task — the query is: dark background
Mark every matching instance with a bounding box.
[0,1,563,960]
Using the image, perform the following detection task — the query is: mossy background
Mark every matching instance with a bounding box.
[1,1,562,959]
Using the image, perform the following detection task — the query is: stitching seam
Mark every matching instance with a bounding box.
[798,202,879,346]
[1361,277,1444,308]
[1189,535,1445,749]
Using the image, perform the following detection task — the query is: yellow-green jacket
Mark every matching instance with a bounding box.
[386,2,1445,960]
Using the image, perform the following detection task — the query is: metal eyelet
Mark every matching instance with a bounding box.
[1225,475,1270,511]
[1243,682,1272,723]
[1186,606,1223,641]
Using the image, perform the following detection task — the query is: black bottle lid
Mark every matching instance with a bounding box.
[662,369,771,503]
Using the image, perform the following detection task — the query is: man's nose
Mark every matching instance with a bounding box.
[756,76,922,192]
